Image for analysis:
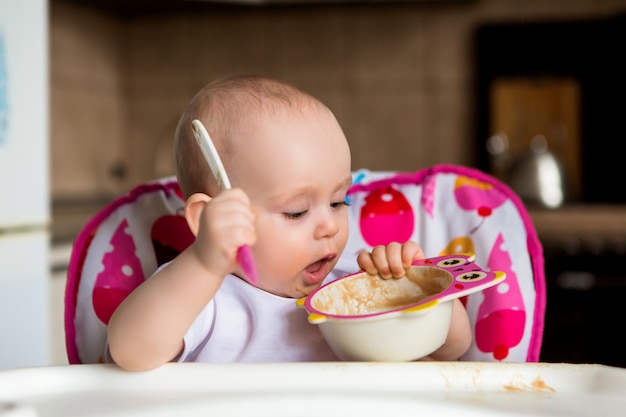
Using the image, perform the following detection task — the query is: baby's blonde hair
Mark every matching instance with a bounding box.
[174,74,325,199]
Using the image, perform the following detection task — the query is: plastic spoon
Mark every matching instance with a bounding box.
[191,119,258,285]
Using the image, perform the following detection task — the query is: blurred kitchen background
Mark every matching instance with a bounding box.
[2,0,626,369]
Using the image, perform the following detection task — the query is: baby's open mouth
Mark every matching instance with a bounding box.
[304,255,335,285]
[306,260,325,273]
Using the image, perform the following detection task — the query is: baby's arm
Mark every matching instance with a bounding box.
[107,189,255,371]
[419,298,472,361]
[357,241,472,361]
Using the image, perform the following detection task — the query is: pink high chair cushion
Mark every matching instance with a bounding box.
[346,165,545,362]
[65,164,545,364]
[65,178,192,364]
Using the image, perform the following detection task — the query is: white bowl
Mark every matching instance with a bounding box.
[297,254,505,361]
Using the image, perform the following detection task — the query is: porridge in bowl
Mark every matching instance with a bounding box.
[309,266,452,317]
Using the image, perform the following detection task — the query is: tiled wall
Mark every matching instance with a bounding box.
[49,0,626,202]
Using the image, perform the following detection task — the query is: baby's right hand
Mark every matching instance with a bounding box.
[192,188,256,277]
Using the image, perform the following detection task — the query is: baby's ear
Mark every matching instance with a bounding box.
[184,193,211,236]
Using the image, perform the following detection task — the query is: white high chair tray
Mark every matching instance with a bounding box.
[1,362,625,417]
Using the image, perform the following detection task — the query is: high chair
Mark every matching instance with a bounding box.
[65,164,545,364]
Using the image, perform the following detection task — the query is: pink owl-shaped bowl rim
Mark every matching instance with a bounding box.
[298,253,506,323]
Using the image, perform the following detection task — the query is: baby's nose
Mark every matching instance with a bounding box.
[314,209,340,239]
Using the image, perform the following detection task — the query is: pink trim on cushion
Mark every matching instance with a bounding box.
[64,178,180,364]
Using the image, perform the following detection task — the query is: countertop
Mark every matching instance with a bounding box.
[529,205,626,240]
[1,362,625,416]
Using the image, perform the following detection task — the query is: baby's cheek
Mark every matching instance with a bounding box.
[256,237,303,275]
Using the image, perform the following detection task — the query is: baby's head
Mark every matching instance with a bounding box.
[174,75,353,297]
[174,75,348,198]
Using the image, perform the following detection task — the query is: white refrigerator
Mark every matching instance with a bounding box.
[0,0,50,370]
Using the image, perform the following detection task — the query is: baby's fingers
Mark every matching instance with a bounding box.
[402,241,425,268]
[368,243,404,279]
[356,251,377,276]
[384,242,408,278]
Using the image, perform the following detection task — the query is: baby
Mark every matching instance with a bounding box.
[107,75,471,370]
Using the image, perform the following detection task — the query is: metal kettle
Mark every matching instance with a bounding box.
[505,134,565,208]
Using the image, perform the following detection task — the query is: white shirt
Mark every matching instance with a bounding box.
[178,255,359,363]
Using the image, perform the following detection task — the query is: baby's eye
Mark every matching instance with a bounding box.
[331,200,350,209]
[283,210,308,220]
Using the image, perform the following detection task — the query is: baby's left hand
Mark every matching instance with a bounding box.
[357,241,424,279]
